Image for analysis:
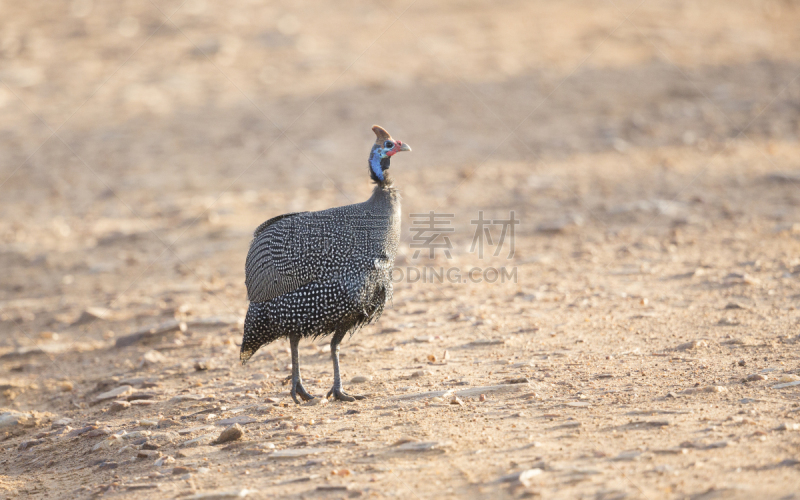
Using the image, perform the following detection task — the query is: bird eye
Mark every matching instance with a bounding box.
[384,141,394,148]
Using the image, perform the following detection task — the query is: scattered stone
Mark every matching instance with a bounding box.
[0,344,71,359]
[18,439,45,451]
[52,417,73,428]
[536,215,583,233]
[158,419,179,428]
[391,383,530,402]
[138,419,159,426]
[738,360,746,366]
[676,340,708,351]
[127,392,158,401]
[94,385,133,402]
[566,402,591,408]
[623,420,670,429]
[59,381,74,392]
[776,422,800,432]
[303,397,328,407]
[108,401,131,413]
[172,466,194,475]
[653,448,689,455]
[213,424,244,444]
[170,394,206,403]
[142,442,160,450]
[0,411,34,429]
[725,302,746,310]
[413,336,434,343]
[92,435,123,451]
[125,484,160,491]
[612,450,642,461]
[185,489,256,499]
[269,448,331,458]
[394,441,451,452]
[181,434,215,447]
[115,320,182,348]
[450,395,465,407]
[194,360,213,371]
[137,449,161,459]
[777,374,800,383]
[140,350,167,366]
[216,416,257,426]
[496,468,543,487]
[746,374,768,382]
[503,377,530,384]
[411,370,431,378]
[176,446,215,458]
[350,375,373,384]
[479,394,486,402]
[71,307,113,326]
[67,425,97,437]
[773,380,800,389]
[680,386,727,395]
[467,339,505,347]
[316,485,354,492]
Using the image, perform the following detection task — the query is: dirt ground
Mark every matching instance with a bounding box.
[1,1,800,498]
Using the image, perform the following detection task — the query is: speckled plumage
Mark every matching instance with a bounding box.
[240,125,409,403]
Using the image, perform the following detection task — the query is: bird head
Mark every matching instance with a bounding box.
[369,125,411,183]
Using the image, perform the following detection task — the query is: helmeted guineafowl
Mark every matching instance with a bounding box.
[241,125,410,403]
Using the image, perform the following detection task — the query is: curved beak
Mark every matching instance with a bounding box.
[398,142,412,152]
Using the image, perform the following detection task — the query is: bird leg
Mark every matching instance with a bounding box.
[289,335,315,404]
[326,329,365,402]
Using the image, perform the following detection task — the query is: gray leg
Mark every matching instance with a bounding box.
[289,335,315,404]
[326,329,365,402]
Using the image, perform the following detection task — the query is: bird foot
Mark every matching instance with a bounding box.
[291,382,316,404]
[326,388,365,402]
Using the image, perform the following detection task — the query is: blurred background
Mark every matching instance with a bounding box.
[3,4,800,496]
[1,0,799,336]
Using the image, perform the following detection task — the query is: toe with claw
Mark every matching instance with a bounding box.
[326,388,365,402]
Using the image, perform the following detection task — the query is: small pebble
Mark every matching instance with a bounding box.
[137,449,161,459]
[95,386,133,402]
[213,423,244,444]
[154,456,174,466]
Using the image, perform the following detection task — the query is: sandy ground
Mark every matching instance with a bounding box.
[1,1,800,498]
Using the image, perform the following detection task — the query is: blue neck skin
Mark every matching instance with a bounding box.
[370,150,384,181]
[369,145,390,182]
